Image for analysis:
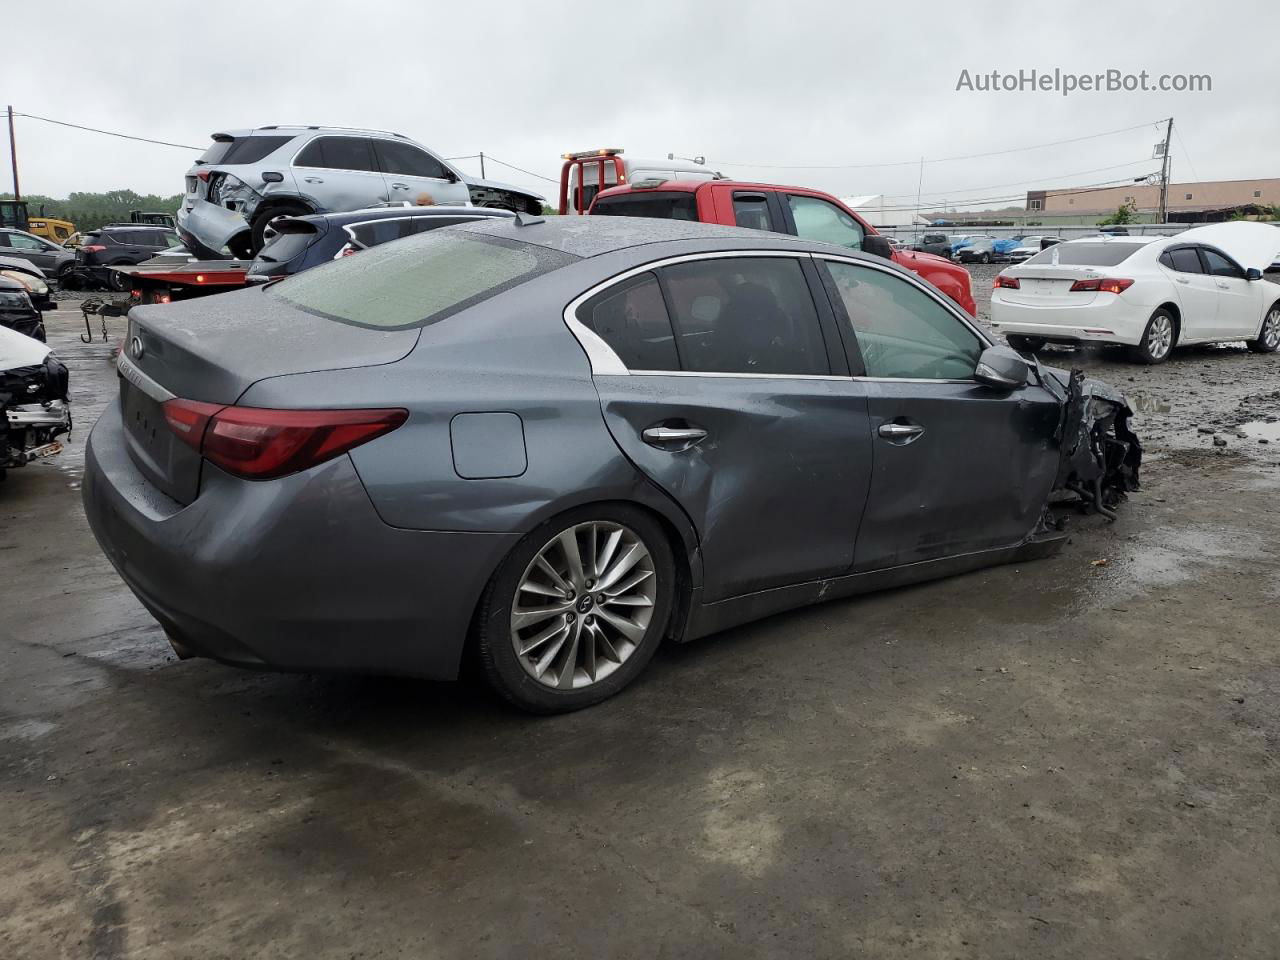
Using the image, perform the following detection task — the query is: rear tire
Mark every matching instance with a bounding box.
[249,201,311,255]
[1006,335,1046,354]
[107,265,131,292]
[980,252,991,264]
[1246,304,1280,353]
[476,504,676,714]
[1128,308,1177,364]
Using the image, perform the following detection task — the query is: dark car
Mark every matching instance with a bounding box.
[0,228,75,279]
[912,232,952,258]
[84,217,1140,713]
[0,275,45,341]
[956,237,1004,264]
[77,226,182,290]
[246,205,514,282]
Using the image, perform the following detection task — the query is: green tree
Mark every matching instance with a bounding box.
[1098,202,1137,226]
[1,190,183,232]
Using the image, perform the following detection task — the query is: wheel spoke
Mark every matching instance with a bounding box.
[603,593,654,608]
[512,603,571,630]
[519,617,569,656]
[533,625,573,679]
[596,542,645,592]
[595,626,622,664]
[581,622,597,681]
[520,578,566,600]
[558,530,585,587]
[534,556,572,595]
[556,625,581,689]
[594,527,623,579]
[595,607,646,642]
[602,567,653,598]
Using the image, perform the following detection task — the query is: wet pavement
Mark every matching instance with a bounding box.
[2,292,1279,959]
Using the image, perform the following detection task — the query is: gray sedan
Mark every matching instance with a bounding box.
[83,217,1140,712]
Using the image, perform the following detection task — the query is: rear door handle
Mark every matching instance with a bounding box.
[642,425,708,448]
[878,422,925,442]
[391,182,409,189]
[303,177,324,184]
[1175,277,1190,284]
[1215,281,1231,289]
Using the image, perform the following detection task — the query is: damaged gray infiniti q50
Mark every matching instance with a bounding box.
[83,217,1139,713]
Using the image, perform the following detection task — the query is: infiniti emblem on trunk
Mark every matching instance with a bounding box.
[130,336,144,359]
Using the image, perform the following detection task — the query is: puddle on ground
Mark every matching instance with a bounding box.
[1128,393,1172,415]
[1237,420,1280,443]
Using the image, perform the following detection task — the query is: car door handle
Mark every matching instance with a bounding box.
[303,177,324,184]
[642,425,708,447]
[878,422,925,442]
[1215,281,1231,289]
[390,182,409,189]
[1175,276,1190,284]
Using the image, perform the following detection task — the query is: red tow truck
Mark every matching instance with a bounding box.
[564,151,975,316]
[109,257,251,305]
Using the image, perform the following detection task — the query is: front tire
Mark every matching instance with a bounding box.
[476,505,676,713]
[1247,304,1280,353]
[980,252,991,264]
[1128,308,1177,364]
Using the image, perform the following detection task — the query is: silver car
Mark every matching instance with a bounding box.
[0,228,75,280]
[83,217,1140,713]
[178,125,544,258]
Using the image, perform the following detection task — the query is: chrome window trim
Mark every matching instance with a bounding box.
[562,248,818,378]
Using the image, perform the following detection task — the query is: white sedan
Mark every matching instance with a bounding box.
[990,222,1280,363]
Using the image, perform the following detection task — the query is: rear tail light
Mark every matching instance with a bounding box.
[163,400,407,480]
[196,169,211,182]
[82,244,106,253]
[1069,277,1134,294]
[993,275,1020,289]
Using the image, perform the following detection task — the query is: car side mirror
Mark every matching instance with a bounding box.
[1245,267,1263,281]
[974,344,1031,390]
[862,234,894,260]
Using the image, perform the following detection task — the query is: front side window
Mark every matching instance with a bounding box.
[660,257,829,376]
[823,260,982,380]
[1201,248,1244,279]
[787,195,864,250]
[294,136,377,173]
[577,272,679,371]
[373,140,449,180]
[5,233,46,251]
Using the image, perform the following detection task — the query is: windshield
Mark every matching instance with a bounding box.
[269,231,575,330]
[1024,242,1144,267]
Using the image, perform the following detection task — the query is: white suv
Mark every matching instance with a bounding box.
[178,125,543,258]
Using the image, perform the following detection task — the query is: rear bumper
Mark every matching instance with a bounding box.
[176,199,251,258]
[990,296,1147,346]
[82,401,518,681]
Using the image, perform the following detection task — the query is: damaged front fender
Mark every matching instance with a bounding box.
[1049,368,1142,521]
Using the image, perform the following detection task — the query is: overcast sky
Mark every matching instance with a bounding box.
[6,0,1276,213]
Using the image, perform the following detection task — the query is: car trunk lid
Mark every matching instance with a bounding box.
[1001,265,1104,306]
[118,285,419,504]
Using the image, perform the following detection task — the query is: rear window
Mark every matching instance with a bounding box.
[199,135,292,166]
[269,231,574,330]
[1023,242,1143,267]
[254,222,321,265]
[591,192,699,221]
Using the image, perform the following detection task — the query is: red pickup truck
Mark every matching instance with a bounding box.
[589,179,976,317]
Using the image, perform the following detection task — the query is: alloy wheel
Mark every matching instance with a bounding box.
[1264,308,1280,349]
[1147,314,1173,360]
[510,521,658,690]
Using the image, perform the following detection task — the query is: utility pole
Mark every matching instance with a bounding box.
[479,151,486,179]
[1157,116,1173,225]
[6,105,19,201]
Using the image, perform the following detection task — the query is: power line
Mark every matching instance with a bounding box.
[474,154,558,184]
[705,119,1165,171]
[865,177,1160,214]
[13,111,201,151]
[1172,124,1199,181]
[877,159,1156,202]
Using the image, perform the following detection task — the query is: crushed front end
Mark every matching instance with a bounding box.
[1,354,72,474]
[1049,369,1142,521]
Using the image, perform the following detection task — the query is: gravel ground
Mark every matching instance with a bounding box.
[2,295,1279,959]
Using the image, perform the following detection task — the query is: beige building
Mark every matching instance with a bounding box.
[1026,177,1279,221]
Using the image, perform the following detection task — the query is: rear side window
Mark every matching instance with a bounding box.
[255,223,320,264]
[271,232,574,330]
[732,193,775,231]
[1162,248,1203,274]
[1024,242,1142,267]
[348,218,420,248]
[591,192,699,221]
[660,257,829,376]
[824,260,982,380]
[577,273,679,371]
[372,140,448,180]
[294,136,377,173]
[199,135,291,165]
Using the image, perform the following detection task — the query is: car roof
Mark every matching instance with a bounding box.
[455,214,834,259]
[1062,236,1155,245]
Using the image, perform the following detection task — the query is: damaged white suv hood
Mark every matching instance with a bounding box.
[0,324,52,370]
